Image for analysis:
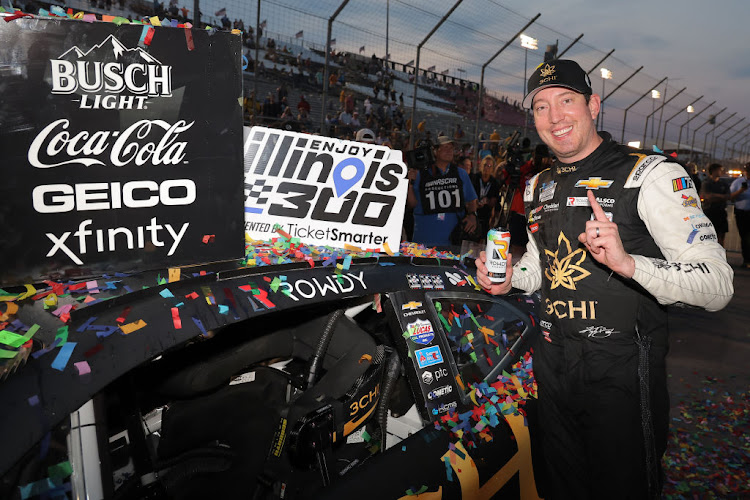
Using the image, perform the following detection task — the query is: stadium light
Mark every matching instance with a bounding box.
[687,105,695,113]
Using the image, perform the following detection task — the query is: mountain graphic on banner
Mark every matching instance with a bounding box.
[57,34,161,65]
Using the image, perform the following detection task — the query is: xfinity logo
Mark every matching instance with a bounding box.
[50,35,172,110]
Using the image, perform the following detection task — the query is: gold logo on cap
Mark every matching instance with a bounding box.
[539,64,556,78]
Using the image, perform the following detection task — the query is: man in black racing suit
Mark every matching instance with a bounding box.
[475,59,733,499]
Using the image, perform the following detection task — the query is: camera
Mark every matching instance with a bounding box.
[403,141,435,171]
[502,131,525,188]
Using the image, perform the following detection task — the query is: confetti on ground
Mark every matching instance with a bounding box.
[662,375,750,498]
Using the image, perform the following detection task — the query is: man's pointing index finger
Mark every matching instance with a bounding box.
[587,189,609,222]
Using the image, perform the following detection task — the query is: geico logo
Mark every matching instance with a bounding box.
[349,386,379,416]
[434,367,449,381]
[427,385,453,400]
[28,119,193,169]
[545,298,598,319]
[279,271,366,301]
[268,183,397,229]
[32,179,196,213]
[50,60,172,97]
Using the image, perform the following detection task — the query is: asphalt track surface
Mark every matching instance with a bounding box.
[662,248,750,497]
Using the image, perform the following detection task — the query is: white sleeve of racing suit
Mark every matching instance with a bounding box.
[631,161,734,311]
[510,171,543,293]
[511,228,543,293]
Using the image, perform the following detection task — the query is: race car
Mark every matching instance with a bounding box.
[0,250,542,499]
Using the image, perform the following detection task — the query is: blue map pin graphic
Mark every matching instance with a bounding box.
[332,157,365,197]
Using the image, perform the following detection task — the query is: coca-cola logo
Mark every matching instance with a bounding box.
[28,119,193,169]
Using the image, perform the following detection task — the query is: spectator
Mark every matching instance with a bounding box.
[459,156,473,175]
[406,135,478,248]
[700,163,731,247]
[350,112,361,129]
[338,109,352,126]
[296,95,311,119]
[453,124,465,140]
[686,162,702,194]
[355,128,376,144]
[730,163,750,267]
[472,154,501,235]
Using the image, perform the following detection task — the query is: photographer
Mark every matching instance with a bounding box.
[730,163,750,266]
[406,135,478,249]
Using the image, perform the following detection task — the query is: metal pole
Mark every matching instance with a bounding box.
[386,0,389,68]
[600,77,606,131]
[193,0,200,27]
[655,78,669,145]
[253,0,261,124]
[660,94,702,150]
[556,34,583,59]
[691,107,726,160]
[523,47,529,136]
[409,0,464,148]
[620,77,668,143]
[595,65,642,130]
[472,14,540,156]
[321,0,350,135]
[722,123,750,159]
[677,100,715,156]
[703,111,736,157]
[641,86,686,147]
[586,49,615,75]
[712,117,744,159]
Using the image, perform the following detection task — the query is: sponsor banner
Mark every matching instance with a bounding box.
[243,126,408,251]
[0,19,244,284]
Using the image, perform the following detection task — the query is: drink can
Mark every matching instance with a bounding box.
[486,227,511,283]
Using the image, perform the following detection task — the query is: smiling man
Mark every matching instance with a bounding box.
[475,59,734,499]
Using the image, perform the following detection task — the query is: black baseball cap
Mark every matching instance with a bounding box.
[522,59,592,109]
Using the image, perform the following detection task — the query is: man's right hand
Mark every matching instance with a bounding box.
[475,250,513,295]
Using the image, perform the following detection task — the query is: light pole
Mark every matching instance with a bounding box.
[600,68,612,130]
[649,89,660,142]
[520,34,538,136]
[685,105,694,161]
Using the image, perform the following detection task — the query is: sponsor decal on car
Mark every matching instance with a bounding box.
[426,385,453,400]
[406,319,436,345]
[415,345,444,369]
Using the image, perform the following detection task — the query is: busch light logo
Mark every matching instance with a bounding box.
[406,319,435,345]
[50,35,172,110]
[243,127,408,252]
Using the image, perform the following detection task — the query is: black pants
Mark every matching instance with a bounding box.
[532,336,669,500]
[735,208,750,263]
